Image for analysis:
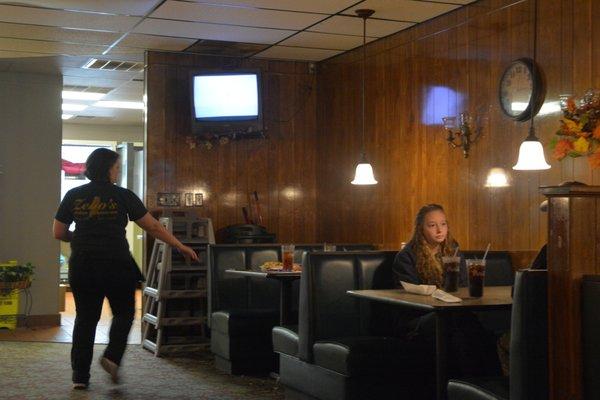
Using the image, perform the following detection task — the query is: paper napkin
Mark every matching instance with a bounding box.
[400,281,437,295]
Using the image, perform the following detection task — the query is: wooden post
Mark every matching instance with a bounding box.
[541,185,600,400]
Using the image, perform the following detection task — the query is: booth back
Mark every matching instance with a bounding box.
[298,251,396,362]
[510,269,548,400]
[462,250,514,286]
[208,244,377,319]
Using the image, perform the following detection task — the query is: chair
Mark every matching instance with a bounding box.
[447,269,548,400]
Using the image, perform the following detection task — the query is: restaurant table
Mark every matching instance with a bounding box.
[347,286,513,400]
[224,269,301,325]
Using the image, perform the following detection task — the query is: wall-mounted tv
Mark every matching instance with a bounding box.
[190,70,263,137]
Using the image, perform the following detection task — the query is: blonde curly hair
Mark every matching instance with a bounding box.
[408,204,458,287]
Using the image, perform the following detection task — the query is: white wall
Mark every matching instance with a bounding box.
[0,72,62,316]
[63,123,143,142]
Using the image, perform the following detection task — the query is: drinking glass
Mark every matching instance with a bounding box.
[282,244,295,271]
[466,259,486,297]
[441,256,460,292]
[323,243,337,252]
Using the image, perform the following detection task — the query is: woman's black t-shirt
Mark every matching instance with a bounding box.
[55,181,148,256]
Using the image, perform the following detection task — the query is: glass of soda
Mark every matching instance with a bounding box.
[441,256,460,292]
[466,259,486,297]
[282,244,295,271]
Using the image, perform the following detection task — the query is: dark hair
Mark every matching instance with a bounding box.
[85,148,119,182]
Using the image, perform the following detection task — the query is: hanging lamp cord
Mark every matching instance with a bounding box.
[361,13,367,157]
[528,0,538,139]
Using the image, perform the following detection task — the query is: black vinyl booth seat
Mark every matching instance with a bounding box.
[274,251,434,400]
[208,244,375,375]
[447,269,548,400]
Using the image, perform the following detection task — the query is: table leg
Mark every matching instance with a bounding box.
[436,312,449,400]
[280,279,293,325]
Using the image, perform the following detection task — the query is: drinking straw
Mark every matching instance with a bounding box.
[453,246,460,257]
[482,243,491,261]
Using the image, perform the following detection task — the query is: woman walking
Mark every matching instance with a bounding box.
[53,148,198,389]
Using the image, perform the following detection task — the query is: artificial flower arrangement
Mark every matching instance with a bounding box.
[549,89,600,168]
[0,261,34,295]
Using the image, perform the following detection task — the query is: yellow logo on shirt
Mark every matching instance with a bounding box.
[73,196,118,219]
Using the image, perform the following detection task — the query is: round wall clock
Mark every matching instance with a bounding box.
[498,58,545,121]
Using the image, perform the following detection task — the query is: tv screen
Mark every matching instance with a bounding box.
[193,74,259,121]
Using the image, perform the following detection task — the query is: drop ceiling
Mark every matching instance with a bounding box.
[0,0,476,126]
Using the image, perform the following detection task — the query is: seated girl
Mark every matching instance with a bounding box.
[392,204,501,378]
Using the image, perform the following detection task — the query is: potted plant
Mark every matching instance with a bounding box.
[0,261,34,295]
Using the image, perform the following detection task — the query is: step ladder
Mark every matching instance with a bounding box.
[142,216,213,356]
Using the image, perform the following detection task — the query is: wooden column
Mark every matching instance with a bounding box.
[541,185,600,400]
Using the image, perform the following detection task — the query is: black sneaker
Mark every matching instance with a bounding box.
[100,356,119,384]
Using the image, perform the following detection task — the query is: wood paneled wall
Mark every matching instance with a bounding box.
[316,0,600,254]
[145,52,317,242]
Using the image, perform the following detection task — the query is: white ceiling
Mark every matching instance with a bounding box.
[0,0,476,126]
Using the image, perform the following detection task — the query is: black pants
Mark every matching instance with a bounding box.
[68,251,138,384]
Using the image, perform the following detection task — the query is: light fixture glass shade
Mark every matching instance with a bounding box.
[351,162,378,185]
[512,139,551,170]
[485,167,510,187]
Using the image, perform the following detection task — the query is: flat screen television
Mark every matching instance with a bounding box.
[190,70,263,137]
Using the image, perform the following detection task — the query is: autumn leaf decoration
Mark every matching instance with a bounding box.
[549,89,600,168]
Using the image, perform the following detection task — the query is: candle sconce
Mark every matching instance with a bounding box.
[441,112,482,158]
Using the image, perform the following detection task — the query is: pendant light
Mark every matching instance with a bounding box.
[351,9,378,185]
[513,0,550,170]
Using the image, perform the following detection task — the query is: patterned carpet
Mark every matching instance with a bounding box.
[1,341,285,400]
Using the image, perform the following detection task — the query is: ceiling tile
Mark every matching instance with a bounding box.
[103,80,143,101]
[0,38,107,56]
[0,5,141,32]
[0,23,119,46]
[253,45,342,61]
[309,15,414,38]
[151,1,325,30]
[104,47,146,63]
[134,18,293,44]
[63,75,130,88]
[187,0,359,14]
[7,1,164,16]
[344,0,460,23]
[279,32,376,51]
[61,66,142,81]
[0,50,48,58]
[118,33,196,51]
[185,39,269,57]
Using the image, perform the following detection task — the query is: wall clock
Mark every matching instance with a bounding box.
[498,58,545,121]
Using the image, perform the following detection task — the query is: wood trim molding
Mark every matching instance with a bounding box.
[17,314,61,328]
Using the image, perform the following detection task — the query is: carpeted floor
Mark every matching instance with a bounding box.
[1,341,285,400]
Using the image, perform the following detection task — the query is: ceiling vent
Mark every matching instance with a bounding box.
[82,58,144,72]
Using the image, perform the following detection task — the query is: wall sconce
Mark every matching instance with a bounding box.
[441,112,482,158]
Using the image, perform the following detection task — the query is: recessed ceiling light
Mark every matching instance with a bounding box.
[62,91,105,101]
[62,114,75,120]
[94,101,145,110]
[62,103,88,112]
